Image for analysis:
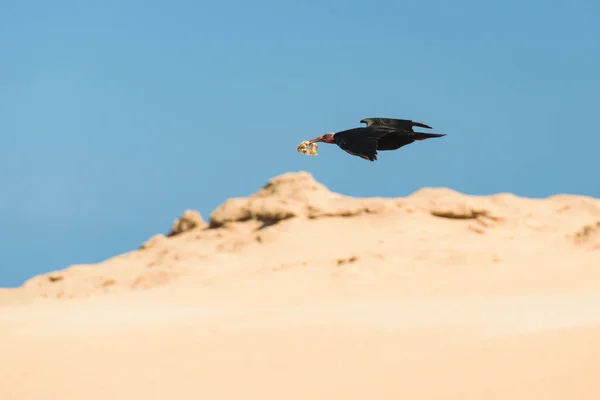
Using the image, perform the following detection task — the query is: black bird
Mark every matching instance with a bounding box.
[309,117,446,161]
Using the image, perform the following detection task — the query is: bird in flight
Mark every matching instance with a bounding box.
[308,117,446,161]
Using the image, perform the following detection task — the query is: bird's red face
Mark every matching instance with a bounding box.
[309,133,335,144]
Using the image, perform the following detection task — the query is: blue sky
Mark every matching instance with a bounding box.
[1,0,599,287]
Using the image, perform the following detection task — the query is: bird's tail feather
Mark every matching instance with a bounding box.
[413,132,446,140]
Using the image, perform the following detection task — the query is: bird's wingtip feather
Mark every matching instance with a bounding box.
[413,121,433,129]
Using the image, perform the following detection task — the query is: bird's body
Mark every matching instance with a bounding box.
[309,117,446,161]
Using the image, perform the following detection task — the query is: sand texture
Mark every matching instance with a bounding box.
[2,171,600,399]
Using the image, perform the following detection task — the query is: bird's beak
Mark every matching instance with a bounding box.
[309,135,325,143]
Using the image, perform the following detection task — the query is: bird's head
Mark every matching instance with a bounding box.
[309,132,335,144]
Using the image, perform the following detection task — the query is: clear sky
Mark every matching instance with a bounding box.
[1,0,599,287]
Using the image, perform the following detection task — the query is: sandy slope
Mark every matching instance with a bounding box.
[2,171,600,399]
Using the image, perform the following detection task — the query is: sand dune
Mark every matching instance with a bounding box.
[2,171,600,399]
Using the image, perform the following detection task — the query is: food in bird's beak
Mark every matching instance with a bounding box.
[296,140,318,156]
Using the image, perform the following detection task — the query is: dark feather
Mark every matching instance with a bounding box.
[376,135,415,151]
[333,127,381,161]
[360,117,432,131]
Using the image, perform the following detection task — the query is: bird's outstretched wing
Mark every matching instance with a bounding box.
[334,128,384,161]
[360,117,432,131]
